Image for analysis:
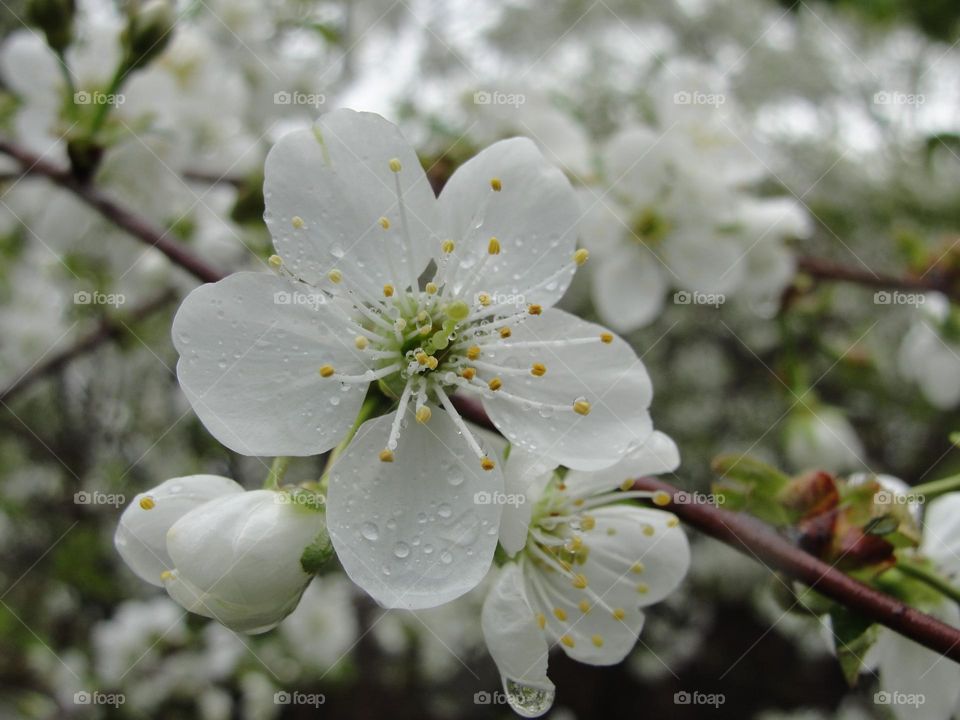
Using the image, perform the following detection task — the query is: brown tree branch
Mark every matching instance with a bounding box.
[0,139,226,284]
[796,255,953,299]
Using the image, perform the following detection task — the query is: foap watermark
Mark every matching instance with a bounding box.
[673,90,725,107]
[275,491,326,509]
[874,290,925,307]
[74,290,125,307]
[674,690,725,708]
[473,90,525,108]
[474,291,525,309]
[875,490,924,507]
[875,691,925,708]
[674,490,724,506]
[474,691,509,706]
[75,490,125,507]
[673,290,725,308]
[74,90,125,107]
[273,90,326,108]
[273,290,326,308]
[474,490,526,508]
[74,691,125,707]
[274,691,326,707]
[873,91,924,106]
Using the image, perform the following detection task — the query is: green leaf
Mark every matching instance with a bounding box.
[828,605,879,687]
[300,529,335,575]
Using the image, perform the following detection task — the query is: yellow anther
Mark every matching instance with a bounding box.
[379,448,394,463]
[531,362,546,376]
[600,332,614,344]
[557,482,567,491]
[442,240,455,254]
[490,177,502,192]
[553,607,567,621]
[416,406,432,424]
[291,216,305,229]
[488,377,503,391]
[642,525,655,537]
[572,573,588,589]
[160,570,174,581]
[488,237,501,255]
[383,284,395,297]
[573,399,591,416]
[528,304,542,315]
[573,248,589,266]
[620,478,634,492]
[591,635,604,648]
[636,583,649,594]
[425,356,439,370]
[416,351,429,365]
[631,561,645,574]
[499,327,512,338]
[578,599,591,613]
[328,269,342,284]
[478,293,491,306]
[388,158,402,173]
[560,635,575,648]
[460,367,476,381]
[425,282,438,295]
[568,535,583,551]
[466,346,481,360]
[139,496,155,510]
[581,515,596,531]
[612,608,626,621]
[355,336,369,350]
[573,498,585,507]
[319,365,335,378]
[652,490,671,507]
[536,612,546,629]
[480,456,495,471]
[667,517,679,528]
[379,216,391,229]
[268,254,283,268]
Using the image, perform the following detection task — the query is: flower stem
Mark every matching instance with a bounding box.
[318,390,389,492]
[898,558,960,606]
[265,456,290,490]
[911,474,960,502]
[88,66,125,137]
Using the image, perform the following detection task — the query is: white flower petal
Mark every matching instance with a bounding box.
[481,564,553,691]
[500,448,556,556]
[114,475,243,586]
[439,137,579,306]
[564,431,680,497]
[591,250,667,332]
[922,493,960,578]
[264,109,438,291]
[173,271,367,456]
[665,230,746,295]
[327,408,504,609]
[482,308,654,471]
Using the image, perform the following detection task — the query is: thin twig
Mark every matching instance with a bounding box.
[796,255,953,299]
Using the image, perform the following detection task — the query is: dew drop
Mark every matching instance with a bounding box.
[361,522,379,541]
[393,541,410,558]
[437,503,452,519]
[440,550,453,564]
[504,678,555,718]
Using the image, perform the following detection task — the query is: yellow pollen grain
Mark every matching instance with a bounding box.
[480,456,496,471]
[560,635,575,648]
[319,364,335,378]
[383,284,395,297]
[355,336,369,350]
[573,248,589,266]
[488,377,503,391]
[139,496,155,510]
[328,269,342,284]
[556,482,567,491]
[388,158,402,173]
[379,448,394,463]
[536,612,546,629]
[642,525,655,537]
[652,490,671,507]
[416,352,429,365]
[592,634,604,647]
[631,562,645,574]
[553,608,567,621]
[620,478,635,492]
[478,293,491,306]
[572,573,588,589]
[425,282,438,295]
[531,362,546,376]
[636,583,649,594]
[460,367,476,380]
[488,237,501,255]
[581,515,596,531]
[573,498,585,507]
[268,254,283,268]
[466,346,481,360]
[378,216,390,229]
[499,327,512,339]
[573,399,591,416]
[528,304,542,315]
[578,599,591,613]
[568,535,583,551]
[291,216,305,229]
[425,356,438,370]
[612,608,626,621]
[490,177,502,192]
[600,332,614,344]
[416,406,432,424]
[441,240,455,254]
[160,570,174,581]
[667,517,679,528]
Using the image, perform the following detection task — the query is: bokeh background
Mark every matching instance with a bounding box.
[1,0,959,717]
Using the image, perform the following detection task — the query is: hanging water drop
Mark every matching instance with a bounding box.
[504,678,555,718]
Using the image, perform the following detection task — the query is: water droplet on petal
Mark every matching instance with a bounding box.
[504,678,555,718]
[437,503,452,519]
[393,541,410,558]
[440,550,453,564]
[361,522,379,541]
